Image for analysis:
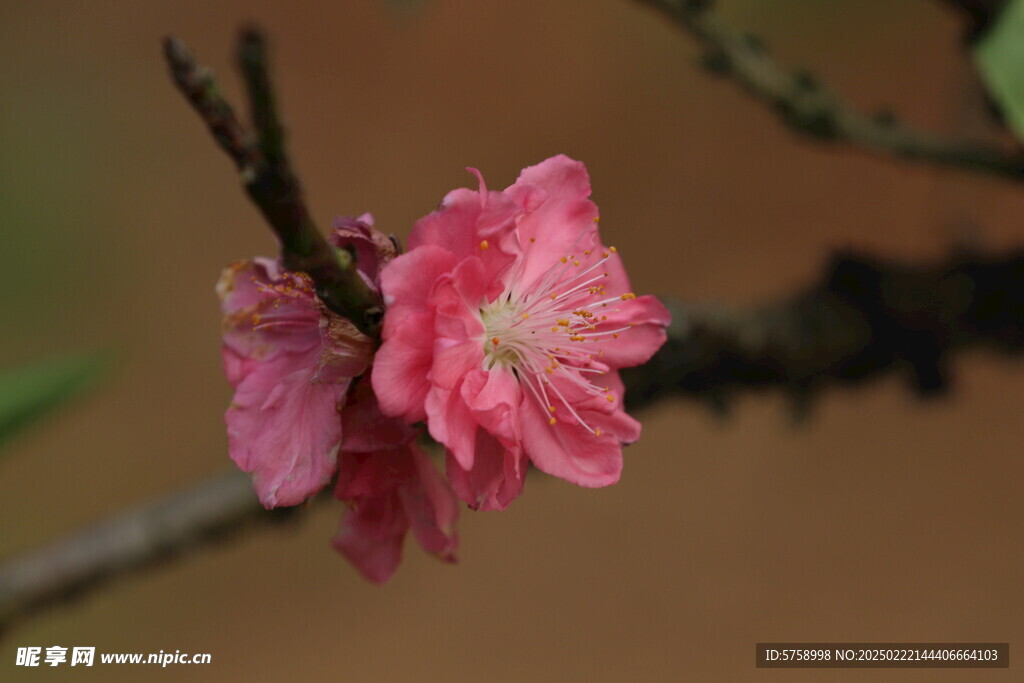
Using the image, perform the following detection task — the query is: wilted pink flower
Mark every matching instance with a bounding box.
[218,255,373,508]
[372,155,671,510]
[218,214,458,579]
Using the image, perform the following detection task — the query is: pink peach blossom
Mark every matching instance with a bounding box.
[372,155,671,510]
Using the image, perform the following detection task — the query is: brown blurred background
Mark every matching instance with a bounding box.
[2,0,1023,680]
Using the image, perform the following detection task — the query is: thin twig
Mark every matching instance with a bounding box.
[634,0,1024,181]
[163,31,383,337]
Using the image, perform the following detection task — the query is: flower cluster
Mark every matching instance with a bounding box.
[218,156,669,581]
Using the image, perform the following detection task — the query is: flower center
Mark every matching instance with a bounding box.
[476,234,636,434]
[480,298,528,369]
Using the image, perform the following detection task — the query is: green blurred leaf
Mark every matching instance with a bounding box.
[0,352,109,449]
[974,0,1024,142]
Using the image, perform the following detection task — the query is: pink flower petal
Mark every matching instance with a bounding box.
[380,244,459,315]
[460,367,522,447]
[408,177,521,276]
[371,310,436,422]
[445,431,526,511]
[340,373,418,453]
[333,445,459,582]
[226,352,347,508]
[313,314,374,383]
[332,493,408,584]
[588,294,672,367]
[401,445,459,560]
[518,386,627,489]
[425,383,478,469]
[505,155,600,290]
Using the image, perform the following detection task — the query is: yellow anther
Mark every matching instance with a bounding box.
[606,395,615,402]
[491,337,500,347]
[584,250,591,255]
[613,333,619,339]
[620,292,636,300]
[549,417,557,425]
[573,260,580,266]
[548,406,556,413]
[522,312,530,319]
[529,237,536,243]
[480,240,489,250]
[593,216,600,223]
[557,319,570,327]
[595,429,602,436]
[609,246,617,253]
[561,257,568,263]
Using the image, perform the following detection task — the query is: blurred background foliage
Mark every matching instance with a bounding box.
[975,0,1024,139]
[1,1,1023,681]
[0,353,107,450]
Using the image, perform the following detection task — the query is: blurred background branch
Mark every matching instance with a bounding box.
[634,0,1024,181]
[623,247,1024,416]
[0,470,287,635]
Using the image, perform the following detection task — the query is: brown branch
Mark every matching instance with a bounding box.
[634,0,1024,181]
[623,248,1024,416]
[163,30,383,337]
[0,470,304,634]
